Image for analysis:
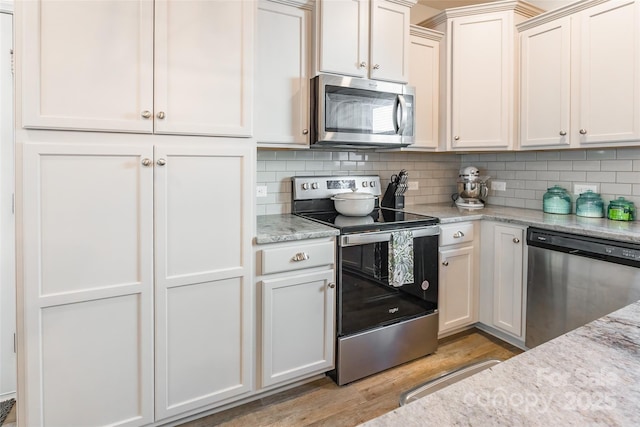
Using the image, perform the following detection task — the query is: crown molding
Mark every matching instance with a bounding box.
[516,0,613,31]
[419,0,545,28]
[264,0,315,10]
[410,24,444,41]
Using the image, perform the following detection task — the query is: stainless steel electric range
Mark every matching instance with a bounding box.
[292,175,440,385]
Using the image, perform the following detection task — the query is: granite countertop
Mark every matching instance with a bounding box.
[256,204,640,244]
[361,299,640,426]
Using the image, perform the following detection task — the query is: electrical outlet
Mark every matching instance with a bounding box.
[256,185,268,198]
[574,183,598,195]
[491,181,506,191]
[408,181,419,191]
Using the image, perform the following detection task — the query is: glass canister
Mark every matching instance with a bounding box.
[543,185,571,214]
[575,190,604,218]
[608,197,635,221]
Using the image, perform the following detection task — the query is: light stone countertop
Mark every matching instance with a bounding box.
[360,299,640,427]
[255,214,339,244]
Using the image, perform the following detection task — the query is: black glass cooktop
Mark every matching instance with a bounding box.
[297,207,439,234]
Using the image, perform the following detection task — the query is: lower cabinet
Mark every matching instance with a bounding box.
[479,221,526,343]
[438,222,479,336]
[18,140,255,426]
[256,238,336,389]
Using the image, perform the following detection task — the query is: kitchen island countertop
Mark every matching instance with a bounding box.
[360,298,640,426]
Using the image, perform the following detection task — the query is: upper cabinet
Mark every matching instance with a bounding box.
[421,0,543,151]
[519,0,640,149]
[19,0,253,137]
[316,0,416,83]
[255,0,312,147]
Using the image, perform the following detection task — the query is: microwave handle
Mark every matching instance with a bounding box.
[397,95,408,135]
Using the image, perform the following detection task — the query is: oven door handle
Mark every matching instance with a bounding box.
[339,226,439,247]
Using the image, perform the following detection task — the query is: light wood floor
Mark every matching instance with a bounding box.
[179,329,523,427]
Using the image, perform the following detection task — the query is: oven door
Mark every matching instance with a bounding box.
[337,226,439,337]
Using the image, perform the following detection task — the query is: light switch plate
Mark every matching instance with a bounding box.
[574,183,598,195]
[256,186,268,198]
[491,181,506,191]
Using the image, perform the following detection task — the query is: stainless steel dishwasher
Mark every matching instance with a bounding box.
[526,227,640,348]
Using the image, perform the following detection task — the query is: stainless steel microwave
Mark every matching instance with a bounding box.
[310,74,415,149]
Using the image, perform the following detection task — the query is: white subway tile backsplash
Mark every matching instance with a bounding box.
[257,147,640,214]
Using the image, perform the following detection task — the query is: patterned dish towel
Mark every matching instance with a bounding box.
[389,230,414,287]
[0,398,15,426]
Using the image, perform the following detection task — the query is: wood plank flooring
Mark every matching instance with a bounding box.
[178,329,523,427]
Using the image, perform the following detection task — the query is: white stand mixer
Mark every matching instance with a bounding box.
[453,166,489,209]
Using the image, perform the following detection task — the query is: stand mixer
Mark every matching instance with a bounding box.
[453,166,489,209]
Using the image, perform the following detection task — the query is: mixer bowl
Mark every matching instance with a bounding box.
[457,181,487,199]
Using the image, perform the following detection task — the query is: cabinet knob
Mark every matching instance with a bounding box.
[453,231,464,238]
[579,129,587,135]
[328,283,336,289]
[359,61,367,68]
[141,158,152,167]
[141,110,152,119]
[156,158,166,166]
[559,130,567,136]
[292,252,309,262]
[442,261,449,266]
[302,129,309,135]
[157,111,166,120]
[372,64,380,70]
[513,238,520,244]
[454,136,460,141]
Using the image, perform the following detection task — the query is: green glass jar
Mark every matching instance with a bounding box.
[575,190,604,218]
[608,197,635,221]
[543,185,571,214]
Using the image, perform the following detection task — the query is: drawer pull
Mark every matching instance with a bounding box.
[292,252,310,262]
[453,231,464,238]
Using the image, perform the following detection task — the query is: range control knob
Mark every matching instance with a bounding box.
[369,181,376,188]
[301,183,310,190]
[311,182,319,189]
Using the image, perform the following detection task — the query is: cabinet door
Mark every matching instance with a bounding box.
[261,269,335,387]
[519,17,571,148]
[577,0,640,145]
[20,143,154,427]
[20,0,154,132]
[256,0,311,146]
[154,0,253,137]
[408,28,440,150]
[492,225,524,337]
[450,13,512,149]
[369,0,411,83]
[438,246,476,334]
[317,0,369,78]
[154,141,255,419]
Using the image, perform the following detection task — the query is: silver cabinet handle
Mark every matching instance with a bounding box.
[559,130,567,136]
[513,238,520,243]
[442,261,449,266]
[292,252,309,262]
[141,158,152,167]
[302,129,309,135]
[579,129,587,135]
[373,64,380,70]
[157,111,166,120]
[156,158,166,166]
[328,283,336,289]
[454,136,460,141]
[359,61,367,68]
[453,231,464,238]
[141,110,152,119]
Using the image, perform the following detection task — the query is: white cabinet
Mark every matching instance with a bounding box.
[316,0,416,83]
[0,10,15,400]
[438,222,478,336]
[422,1,542,151]
[519,0,640,149]
[19,0,253,137]
[402,25,442,151]
[18,140,255,425]
[257,239,335,388]
[479,221,526,343]
[255,0,312,147]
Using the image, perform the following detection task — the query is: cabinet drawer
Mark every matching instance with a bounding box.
[261,241,335,275]
[440,223,475,246]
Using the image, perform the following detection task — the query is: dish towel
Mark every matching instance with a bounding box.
[0,398,15,426]
[389,230,414,287]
